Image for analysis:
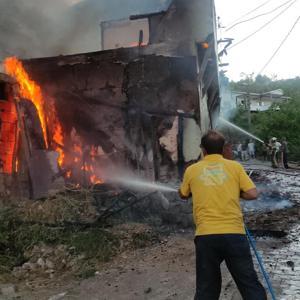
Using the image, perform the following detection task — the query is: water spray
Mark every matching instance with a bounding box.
[218,117,264,144]
[108,176,178,193]
[106,177,177,211]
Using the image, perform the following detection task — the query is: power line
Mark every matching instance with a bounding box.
[228,0,297,50]
[226,0,294,31]
[259,15,300,74]
[226,0,273,28]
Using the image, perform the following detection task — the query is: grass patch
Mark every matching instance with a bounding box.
[69,228,119,261]
[0,208,160,278]
[0,208,119,274]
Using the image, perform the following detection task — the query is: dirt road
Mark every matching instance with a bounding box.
[15,231,291,300]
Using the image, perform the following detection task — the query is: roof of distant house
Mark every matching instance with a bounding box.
[233,89,290,100]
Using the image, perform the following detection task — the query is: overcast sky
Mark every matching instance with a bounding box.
[215,0,300,80]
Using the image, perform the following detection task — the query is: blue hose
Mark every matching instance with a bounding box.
[245,226,277,300]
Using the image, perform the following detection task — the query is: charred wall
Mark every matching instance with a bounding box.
[22,48,199,180]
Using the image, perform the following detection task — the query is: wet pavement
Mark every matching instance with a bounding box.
[239,165,300,300]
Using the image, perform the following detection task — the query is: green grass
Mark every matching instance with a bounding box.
[0,208,160,279]
[0,208,119,274]
[69,228,119,261]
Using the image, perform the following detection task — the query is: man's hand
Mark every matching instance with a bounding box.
[178,189,190,200]
[240,188,259,200]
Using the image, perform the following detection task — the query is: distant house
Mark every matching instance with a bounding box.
[234,89,290,112]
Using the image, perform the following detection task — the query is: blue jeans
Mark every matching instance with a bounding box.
[194,234,267,300]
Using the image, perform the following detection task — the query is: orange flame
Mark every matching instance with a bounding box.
[4,57,66,167]
[46,96,65,166]
[53,123,64,166]
[15,158,19,172]
[90,174,103,184]
[73,144,82,155]
[4,57,102,185]
[4,57,49,148]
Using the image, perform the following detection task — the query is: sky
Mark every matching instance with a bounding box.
[215,0,300,80]
[0,0,298,81]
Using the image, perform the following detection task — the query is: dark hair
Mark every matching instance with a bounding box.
[201,130,225,155]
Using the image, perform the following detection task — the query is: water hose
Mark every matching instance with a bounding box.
[245,227,277,300]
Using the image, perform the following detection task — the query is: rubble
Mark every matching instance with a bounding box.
[12,244,73,280]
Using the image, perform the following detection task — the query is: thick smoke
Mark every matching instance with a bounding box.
[0,0,72,59]
[0,0,170,61]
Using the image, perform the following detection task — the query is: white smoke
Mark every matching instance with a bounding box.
[0,0,170,60]
[219,73,237,120]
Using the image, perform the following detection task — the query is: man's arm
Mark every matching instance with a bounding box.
[240,188,259,200]
[239,164,258,201]
[179,167,191,200]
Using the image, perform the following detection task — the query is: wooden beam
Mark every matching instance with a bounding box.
[203,69,217,96]
[14,98,34,198]
[208,89,217,111]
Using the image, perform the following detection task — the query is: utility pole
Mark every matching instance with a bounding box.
[246,77,251,129]
[240,73,253,130]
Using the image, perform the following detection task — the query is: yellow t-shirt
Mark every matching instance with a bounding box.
[180,154,255,236]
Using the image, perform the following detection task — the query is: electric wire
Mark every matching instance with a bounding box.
[259,15,300,74]
[228,0,297,50]
[226,0,294,31]
[226,0,273,28]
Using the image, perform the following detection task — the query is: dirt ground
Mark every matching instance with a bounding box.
[5,229,298,300]
[1,233,245,300]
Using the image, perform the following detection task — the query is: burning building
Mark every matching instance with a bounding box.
[1,0,220,199]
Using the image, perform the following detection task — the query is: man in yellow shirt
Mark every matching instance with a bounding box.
[179,130,266,300]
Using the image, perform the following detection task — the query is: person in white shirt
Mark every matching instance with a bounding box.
[247,140,255,159]
[241,142,248,161]
[237,142,242,159]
